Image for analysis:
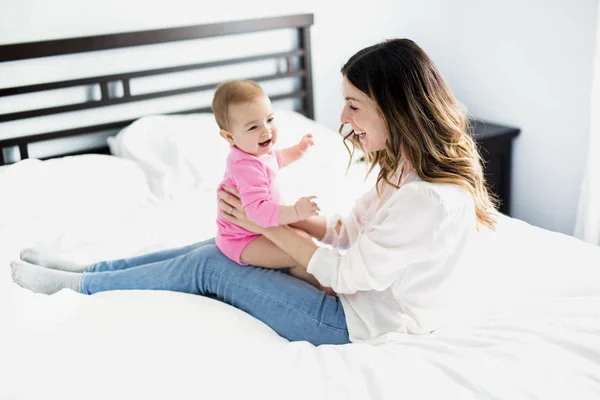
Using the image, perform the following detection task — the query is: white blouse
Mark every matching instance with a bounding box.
[307,169,478,344]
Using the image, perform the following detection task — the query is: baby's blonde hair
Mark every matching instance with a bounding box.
[212,80,265,130]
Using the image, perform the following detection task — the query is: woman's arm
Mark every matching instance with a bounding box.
[289,216,327,241]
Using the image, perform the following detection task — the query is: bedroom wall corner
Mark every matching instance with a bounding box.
[428,0,598,235]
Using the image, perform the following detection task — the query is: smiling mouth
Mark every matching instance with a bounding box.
[354,130,366,139]
[259,138,272,148]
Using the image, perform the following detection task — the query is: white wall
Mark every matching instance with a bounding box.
[428,0,598,235]
[320,0,598,235]
[1,0,597,234]
[342,0,597,235]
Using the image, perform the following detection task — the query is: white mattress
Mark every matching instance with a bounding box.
[3,132,600,399]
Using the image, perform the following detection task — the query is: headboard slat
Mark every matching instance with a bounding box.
[299,26,314,119]
[0,14,314,62]
[18,144,29,160]
[0,49,306,97]
[122,79,131,98]
[0,70,307,123]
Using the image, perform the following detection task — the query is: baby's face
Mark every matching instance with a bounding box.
[227,95,277,156]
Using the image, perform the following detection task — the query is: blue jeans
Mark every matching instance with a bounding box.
[80,239,350,346]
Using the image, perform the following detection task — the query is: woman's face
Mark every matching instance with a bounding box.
[340,77,388,152]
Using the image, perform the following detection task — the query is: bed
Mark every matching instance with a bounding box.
[2,14,600,400]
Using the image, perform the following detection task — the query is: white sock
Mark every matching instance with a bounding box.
[11,260,82,294]
[20,247,90,273]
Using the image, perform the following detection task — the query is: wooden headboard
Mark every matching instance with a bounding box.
[0,14,314,166]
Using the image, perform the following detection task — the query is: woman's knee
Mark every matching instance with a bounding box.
[190,244,228,265]
[185,244,236,293]
[189,244,241,277]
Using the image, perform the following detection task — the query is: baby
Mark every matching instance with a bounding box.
[212,80,330,293]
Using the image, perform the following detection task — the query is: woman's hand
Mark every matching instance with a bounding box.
[218,185,264,234]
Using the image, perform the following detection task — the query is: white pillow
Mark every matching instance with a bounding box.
[0,154,152,229]
[108,113,230,199]
[108,110,361,200]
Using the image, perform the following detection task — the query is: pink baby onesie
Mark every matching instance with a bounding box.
[216,145,282,264]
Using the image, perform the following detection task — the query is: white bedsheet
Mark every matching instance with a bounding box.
[3,154,600,399]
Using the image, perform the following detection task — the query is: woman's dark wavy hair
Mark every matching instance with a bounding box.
[341,38,497,229]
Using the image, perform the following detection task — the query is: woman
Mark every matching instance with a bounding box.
[11,38,496,346]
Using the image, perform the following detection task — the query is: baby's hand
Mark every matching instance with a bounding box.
[298,133,315,152]
[294,196,320,220]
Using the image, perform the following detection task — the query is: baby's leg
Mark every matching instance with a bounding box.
[241,235,334,295]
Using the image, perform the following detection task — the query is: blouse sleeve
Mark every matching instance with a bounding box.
[307,185,450,294]
[319,188,378,249]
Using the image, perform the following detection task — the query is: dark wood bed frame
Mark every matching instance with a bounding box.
[0,14,314,166]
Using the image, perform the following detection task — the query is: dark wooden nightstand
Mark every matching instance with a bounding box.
[470,119,520,216]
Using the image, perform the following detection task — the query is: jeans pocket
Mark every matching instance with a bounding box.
[319,322,348,333]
